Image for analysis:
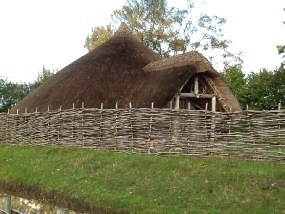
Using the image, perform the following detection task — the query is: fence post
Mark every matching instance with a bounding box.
[56,208,69,214]
[0,195,11,214]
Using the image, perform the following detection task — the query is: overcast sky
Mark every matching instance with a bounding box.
[0,0,284,83]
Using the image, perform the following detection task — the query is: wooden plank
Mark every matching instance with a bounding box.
[57,208,69,214]
[0,195,11,214]
[179,93,215,98]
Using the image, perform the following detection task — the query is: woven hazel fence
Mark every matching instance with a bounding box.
[0,108,285,161]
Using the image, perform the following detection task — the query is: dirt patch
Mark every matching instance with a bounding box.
[263,179,285,189]
[0,182,128,214]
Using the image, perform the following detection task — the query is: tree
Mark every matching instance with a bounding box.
[111,0,188,57]
[85,0,242,65]
[85,25,113,52]
[0,78,31,112]
[244,69,274,110]
[243,65,285,110]
[270,64,285,107]
[220,64,247,109]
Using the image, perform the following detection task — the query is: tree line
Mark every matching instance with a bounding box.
[0,0,284,112]
[221,63,285,110]
[0,66,55,112]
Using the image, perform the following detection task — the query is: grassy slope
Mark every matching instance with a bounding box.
[0,146,284,213]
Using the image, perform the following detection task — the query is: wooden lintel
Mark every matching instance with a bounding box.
[179,92,215,98]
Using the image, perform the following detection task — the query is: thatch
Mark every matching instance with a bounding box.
[11,23,241,114]
[143,51,241,112]
[143,51,215,73]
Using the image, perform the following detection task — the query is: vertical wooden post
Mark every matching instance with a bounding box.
[82,102,84,109]
[56,208,69,214]
[194,76,199,94]
[211,96,216,112]
[205,102,208,111]
[129,102,132,108]
[278,103,281,110]
[169,101,172,109]
[115,102,118,109]
[25,107,27,114]
[17,109,19,115]
[151,102,154,109]
[175,95,180,110]
[101,103,103,110]
[0,195,11,214]
[187,101,191,110]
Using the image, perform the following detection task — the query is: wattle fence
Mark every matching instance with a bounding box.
[0,108,285,161]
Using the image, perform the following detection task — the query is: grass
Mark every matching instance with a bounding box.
[0,146,284,213]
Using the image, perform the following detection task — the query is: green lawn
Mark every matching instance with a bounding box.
[0,146,284,213]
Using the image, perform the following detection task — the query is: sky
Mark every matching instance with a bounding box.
[0,0,284,83]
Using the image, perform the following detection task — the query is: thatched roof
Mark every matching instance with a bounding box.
[143,51,241,112]
[11,23,241,113]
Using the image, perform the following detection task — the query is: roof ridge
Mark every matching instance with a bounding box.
[143,51,216,73]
